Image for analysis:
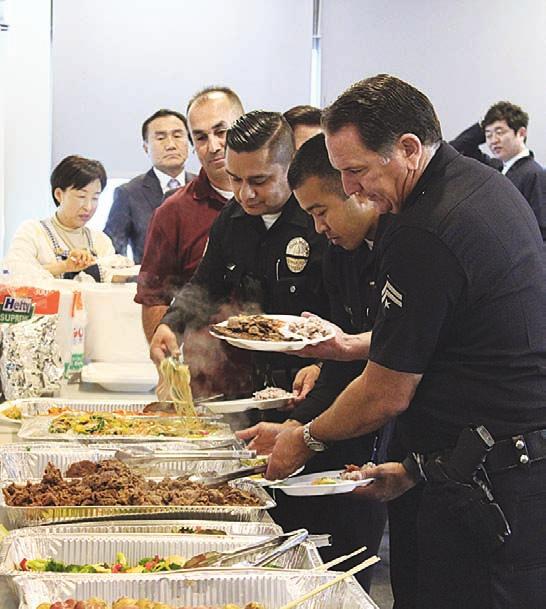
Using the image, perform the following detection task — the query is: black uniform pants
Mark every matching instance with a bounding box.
[270,489,386,591]
[389,458,546,609]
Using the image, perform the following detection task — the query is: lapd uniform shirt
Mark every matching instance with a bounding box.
[370,142,546,453]
[290,216,392,471]
[161,195,328,379]
[292,215,391,425]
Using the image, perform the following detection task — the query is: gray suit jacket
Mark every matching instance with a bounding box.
[104,168,195,263]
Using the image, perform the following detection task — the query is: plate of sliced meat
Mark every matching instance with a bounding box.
[209,314,334,352]
[270,466,374,496]
[204,387,294,414]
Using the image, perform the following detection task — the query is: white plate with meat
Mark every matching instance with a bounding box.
[270,468,374,496]
[209,314,335,352]
[204,387,294,414]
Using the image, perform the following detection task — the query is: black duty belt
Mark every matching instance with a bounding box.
[485,428,546,473]
[413,428,546,480]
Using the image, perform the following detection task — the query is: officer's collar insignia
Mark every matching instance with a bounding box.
[381,276,403,310]
[285,237,310,273]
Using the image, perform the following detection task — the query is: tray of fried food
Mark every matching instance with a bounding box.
[13,569,379,609]
[0,460,275,530]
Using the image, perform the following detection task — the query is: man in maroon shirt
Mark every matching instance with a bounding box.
[135,86,244,342]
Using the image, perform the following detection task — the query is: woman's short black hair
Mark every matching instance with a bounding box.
[50,155,107,206]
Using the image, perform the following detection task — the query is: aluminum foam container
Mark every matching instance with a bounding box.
[0,480,276,529]
[4,518,283,537]
[0,397,217,421]
[13,569,379,609]
[0,531,321,576]
[17,415,234,445]
[0,443,246,481]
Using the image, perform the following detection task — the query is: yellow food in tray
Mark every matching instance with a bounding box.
[48,412,217,438]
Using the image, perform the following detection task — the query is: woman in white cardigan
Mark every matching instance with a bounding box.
[6,155,115,281]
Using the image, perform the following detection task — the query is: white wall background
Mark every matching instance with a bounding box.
[51,0,314,178]
[321,0,546,163]
[2,0,546,253]
[1,0,52,253]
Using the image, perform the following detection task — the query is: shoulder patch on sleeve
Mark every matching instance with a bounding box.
[381,275,404,315]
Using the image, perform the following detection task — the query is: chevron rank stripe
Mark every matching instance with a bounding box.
[381,277,403,308]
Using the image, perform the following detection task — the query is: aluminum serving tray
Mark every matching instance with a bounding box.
[0,479,276,530]
[0,531,322,575]
[4,518,283,537]
[0,397,217,423]
[17,415,234,444]
[12,569,379,609]
[0,443,247,481]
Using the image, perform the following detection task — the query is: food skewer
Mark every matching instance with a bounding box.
[313,545,368,571]
[278,555,381,609]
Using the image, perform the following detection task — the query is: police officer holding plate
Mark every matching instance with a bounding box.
[266,75,546,609]
[150,110,327,396]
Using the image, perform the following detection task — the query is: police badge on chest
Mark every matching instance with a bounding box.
[285,237,310,273]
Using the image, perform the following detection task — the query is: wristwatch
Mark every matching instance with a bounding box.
[302,421,328,452]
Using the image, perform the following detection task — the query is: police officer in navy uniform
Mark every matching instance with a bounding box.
[266,75,546,609]
[238,133,392,589]
[150,111,327,395]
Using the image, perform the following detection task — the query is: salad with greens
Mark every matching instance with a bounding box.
[18,551,190,573]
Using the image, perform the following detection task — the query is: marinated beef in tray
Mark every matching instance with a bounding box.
[37,600,265,609]
[2,460,263,508]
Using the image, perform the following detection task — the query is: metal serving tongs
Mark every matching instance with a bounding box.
[114,444,257,466]
[187,463,267,486]
[182,528,309,569]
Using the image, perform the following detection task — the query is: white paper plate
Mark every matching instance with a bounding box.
[209,314,335,352]
[270,469,374,496]
[81,362,158,392]
[204,393,294,414]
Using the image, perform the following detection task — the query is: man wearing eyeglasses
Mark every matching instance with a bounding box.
[451,101,546,240]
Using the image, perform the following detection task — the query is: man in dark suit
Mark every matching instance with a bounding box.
[451,101,546,240]
[104,109,194,262]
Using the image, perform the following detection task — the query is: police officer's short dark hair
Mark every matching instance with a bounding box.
[287,133,345,198]
[50,155,107,207]
[141,109,189,143]
[226,111,295,167]
[322,74,442,154]
[283,105,322,130]
[186,86,244,116]
[482,101,529,134]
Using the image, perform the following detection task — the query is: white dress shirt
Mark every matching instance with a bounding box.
[502,148,530,175]
[153,167,187,193]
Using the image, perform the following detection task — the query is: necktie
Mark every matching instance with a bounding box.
[167,178,181,191]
